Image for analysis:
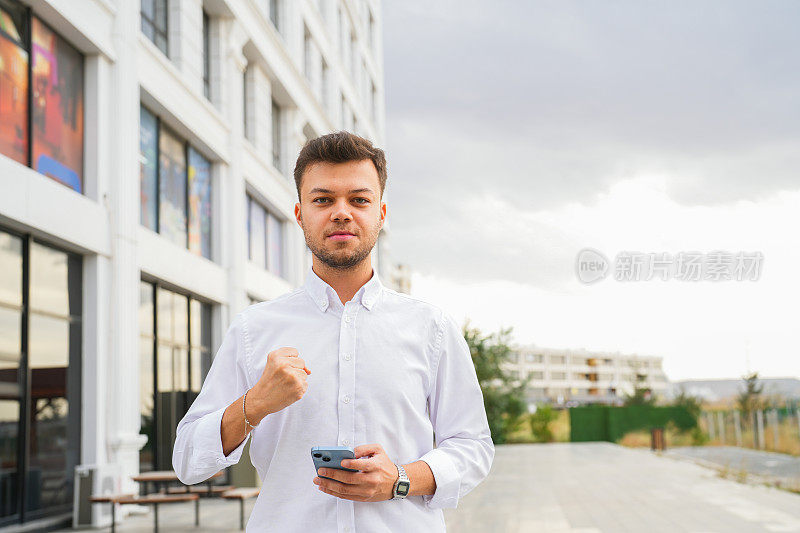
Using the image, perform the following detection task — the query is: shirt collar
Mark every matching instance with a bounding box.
[303,266,383,313]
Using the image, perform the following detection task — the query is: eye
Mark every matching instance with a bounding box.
[353,198,369,204]
[312,197,330,204]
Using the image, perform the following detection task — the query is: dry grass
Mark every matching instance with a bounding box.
[701,415,800,456]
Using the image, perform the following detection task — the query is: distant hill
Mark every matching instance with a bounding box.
[669,377,800,402]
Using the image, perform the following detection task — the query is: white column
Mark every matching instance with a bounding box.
[222,18,250,319]
[756,410,765,449]
[107,0,147,502]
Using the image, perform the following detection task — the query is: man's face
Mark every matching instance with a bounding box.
[295,159,386,270]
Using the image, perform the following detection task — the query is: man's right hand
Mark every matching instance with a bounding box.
[247,347,311,423]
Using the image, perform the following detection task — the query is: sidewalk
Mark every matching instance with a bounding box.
[444,442,800,533]
[666,445,800,485]
[60,443,800,532]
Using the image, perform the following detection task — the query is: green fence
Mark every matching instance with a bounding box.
[570,405,697,442]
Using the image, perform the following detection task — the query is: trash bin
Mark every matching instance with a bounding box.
[650,427,666,451]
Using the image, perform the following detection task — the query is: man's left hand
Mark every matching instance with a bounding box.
[313,443,398,502]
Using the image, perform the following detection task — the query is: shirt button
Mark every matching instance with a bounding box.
[343,353,351,361]
[341,439,350,446]
[344,315,351,323]
[342,395,351,404]
[344,527,351,533]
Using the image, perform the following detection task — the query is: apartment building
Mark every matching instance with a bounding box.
[0,0,389,529]
[507,346,671,407]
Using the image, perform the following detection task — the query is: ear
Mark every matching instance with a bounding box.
[380,201,386,227]
[294,202,303,227]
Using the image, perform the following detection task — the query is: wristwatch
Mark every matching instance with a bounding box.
[392,464,410,499]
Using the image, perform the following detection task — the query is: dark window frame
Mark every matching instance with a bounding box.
[202,10,210,100]
[0,2,85,194]
[0,224,82,528]
[140,105,213,260]
[138,278,213,475]
[141,0,169,57]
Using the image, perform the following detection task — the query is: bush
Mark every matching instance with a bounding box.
[530,405,558,442]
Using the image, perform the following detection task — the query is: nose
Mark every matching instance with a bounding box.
[330,198,353,223]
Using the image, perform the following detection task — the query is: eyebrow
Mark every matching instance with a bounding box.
[309,188,375,196]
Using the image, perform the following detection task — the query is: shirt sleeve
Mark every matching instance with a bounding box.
[172,312,252,485]
[419,310,495,509]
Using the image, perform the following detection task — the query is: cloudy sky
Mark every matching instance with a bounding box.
[380,0,800,381]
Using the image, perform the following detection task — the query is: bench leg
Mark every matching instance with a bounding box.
[240,499,245,530]
[153,503,158,533]
[111,502,116,533]
[195,497,200,526]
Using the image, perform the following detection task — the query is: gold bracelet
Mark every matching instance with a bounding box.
[243,388,259,434]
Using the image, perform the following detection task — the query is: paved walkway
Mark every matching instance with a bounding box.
[666,445,800,484]
[58,443,800,532]
[444,442,800,533]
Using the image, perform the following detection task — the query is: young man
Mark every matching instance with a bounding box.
[173,132,493,532]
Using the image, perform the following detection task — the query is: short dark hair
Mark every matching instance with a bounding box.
[293,131,387,201]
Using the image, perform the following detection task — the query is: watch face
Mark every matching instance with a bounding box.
[397,481,410,496]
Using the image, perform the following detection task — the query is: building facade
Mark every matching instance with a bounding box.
[506,346,670,408]
[0,0,388,529]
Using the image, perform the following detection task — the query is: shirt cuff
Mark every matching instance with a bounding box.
[196,405,250,470]
[419,448,461,509]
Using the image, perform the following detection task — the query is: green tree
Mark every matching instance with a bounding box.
[463,321,527,444]
[671,385,703,421]
[530,404,558,442]
[737,372,764,428]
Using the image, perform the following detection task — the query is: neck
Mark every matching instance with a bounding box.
[312,258,374,305]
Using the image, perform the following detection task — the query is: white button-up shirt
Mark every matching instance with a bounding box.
[173,267,494,532]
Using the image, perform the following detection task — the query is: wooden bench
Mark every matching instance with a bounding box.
[89,494,135,533]
[113,493,199,533]
[222,487,260,530]
[166,484,234,496]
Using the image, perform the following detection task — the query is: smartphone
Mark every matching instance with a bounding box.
[311,446,358,480]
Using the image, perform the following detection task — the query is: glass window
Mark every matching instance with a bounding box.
[269,0,279,32]
[0,2,29,166]
[27,240,81,514]
[202,11,210,100]
[248,196,266,268]
[267,211,283,276]
[30,242,69,316]
[158,127,187,247]
[140,106,158,231]
[31,17,84,193]
[141,0,168,56]
[187,147,212,259]
[271,99,281,171]
[141,281,212,472]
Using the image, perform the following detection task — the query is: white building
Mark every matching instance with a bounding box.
[506,346,670,408]
[0,0,388,529]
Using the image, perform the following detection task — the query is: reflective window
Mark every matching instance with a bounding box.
[188,147,212,259]
[139,106,158,231]
[267,211,283,277]
[0,9,84,193]
[248,196,266,268]
[31,18,84,193]
[271,99,281,171]
[0,3,29,166]
[202,11,210,100]
[140,108,214,259]
[141,0,168,56]
[140,282,211,471]
[158,127,187,248]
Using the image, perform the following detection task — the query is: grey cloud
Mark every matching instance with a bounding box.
[381,0,800,285]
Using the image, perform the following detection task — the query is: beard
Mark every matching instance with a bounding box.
[301,217,382,271]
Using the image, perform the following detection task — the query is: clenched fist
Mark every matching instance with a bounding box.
[247,347,311,423]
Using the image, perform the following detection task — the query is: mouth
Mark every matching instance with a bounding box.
[327,232,356,241]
